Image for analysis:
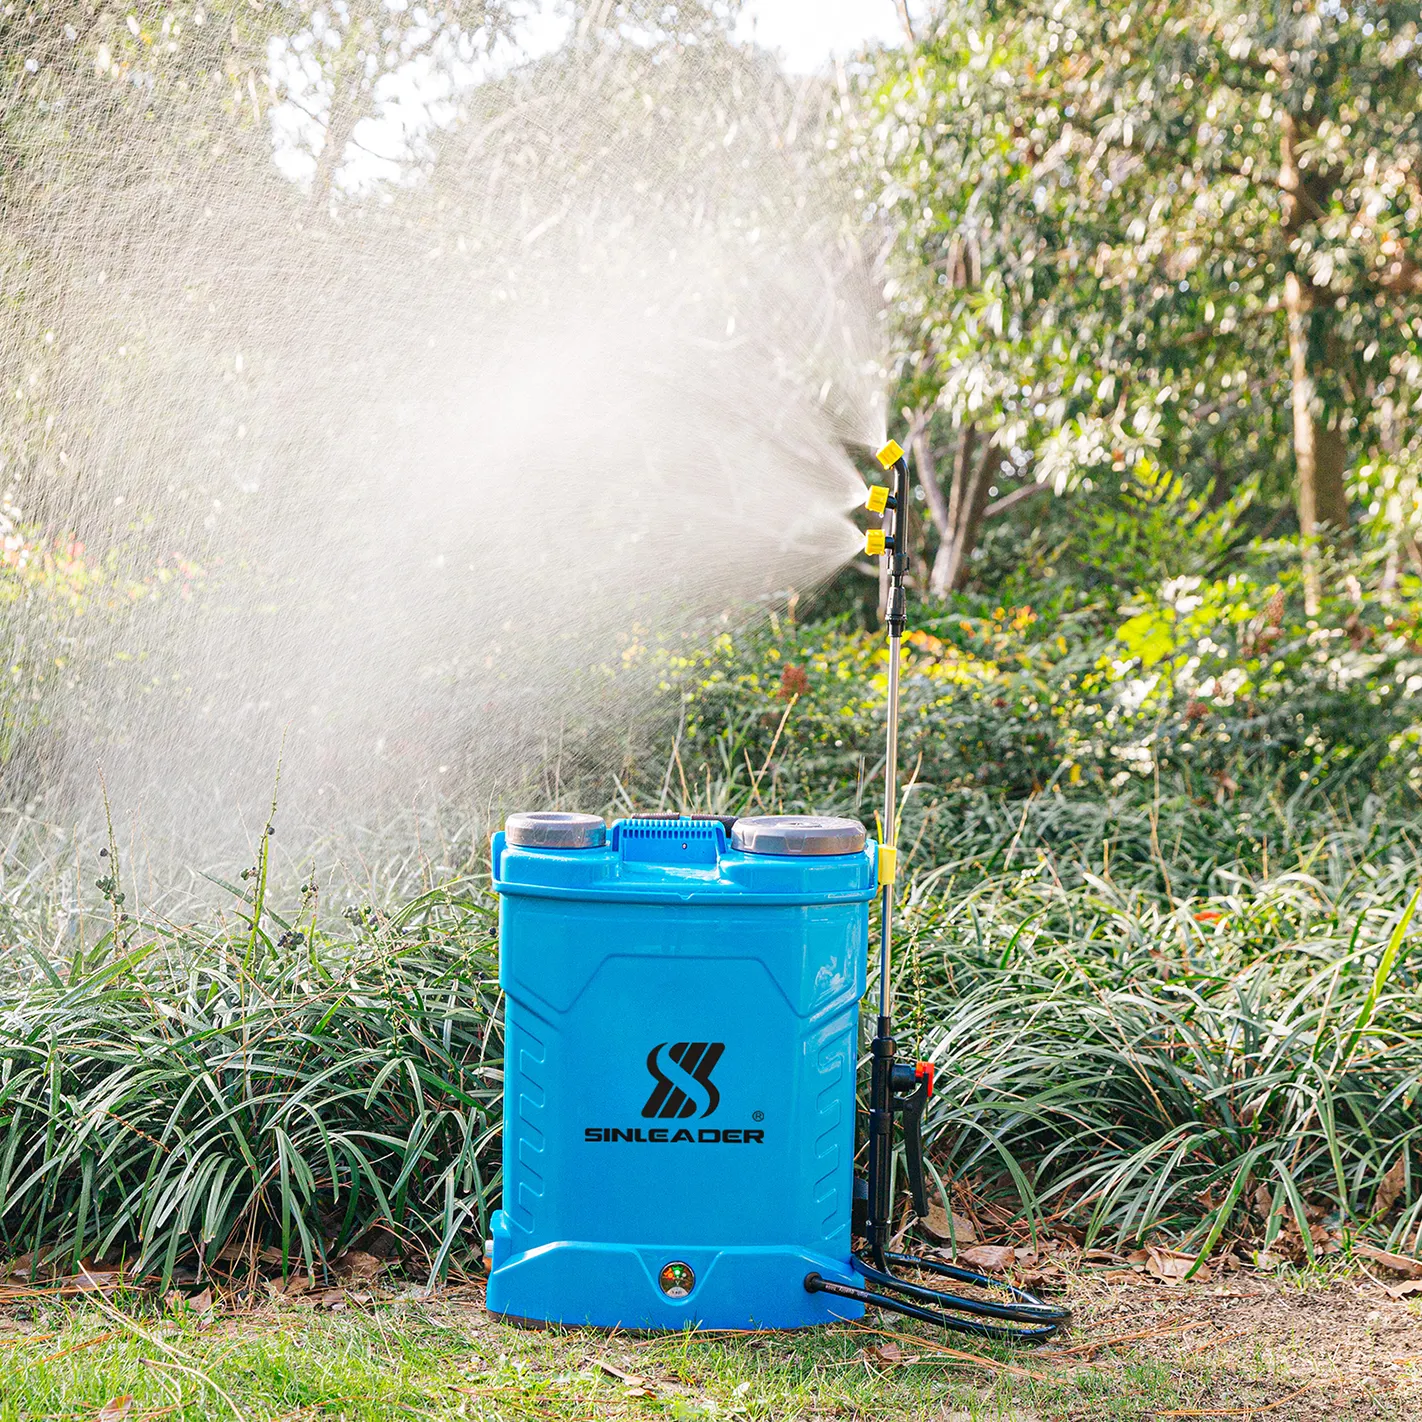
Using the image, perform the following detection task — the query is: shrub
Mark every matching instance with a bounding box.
[638,550,1422,888]
[900,858,1422,1255]
[0,884,501,1286]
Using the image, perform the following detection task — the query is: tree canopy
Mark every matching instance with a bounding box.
[845,1,1422,604]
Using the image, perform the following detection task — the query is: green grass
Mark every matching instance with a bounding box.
[0,1288,1412,1422]
[898,854,1422,1255]
[0,884,503,1287]
[2,591,1421,1303]
[2,787,1420,1286]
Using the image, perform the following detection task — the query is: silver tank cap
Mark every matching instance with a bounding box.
[505,811,606,850]
[731,815,866,857]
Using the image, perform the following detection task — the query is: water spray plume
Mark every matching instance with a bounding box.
[0,15,888,865]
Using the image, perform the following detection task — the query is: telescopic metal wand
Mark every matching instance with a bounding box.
[801,438,1072,1340]
[862,438,911,1273]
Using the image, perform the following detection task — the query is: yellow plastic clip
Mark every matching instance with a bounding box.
[865,484,889,514]
[876,439,904,469]
[878,845,898,885]
[864,528,886,557]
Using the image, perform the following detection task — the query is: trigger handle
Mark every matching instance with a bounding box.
[890,1061,932,1220]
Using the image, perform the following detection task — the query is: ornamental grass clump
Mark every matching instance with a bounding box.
[0,884,502,1288]
[902,860,1422,1258]
[2,773,1419,1286]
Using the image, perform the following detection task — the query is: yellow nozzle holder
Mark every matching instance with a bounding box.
[865,528,886,557]
[876,439,904,469]
[866,484,890,514]
[877,844,898,885]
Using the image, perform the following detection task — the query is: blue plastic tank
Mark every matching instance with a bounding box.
[486,811,875,1329]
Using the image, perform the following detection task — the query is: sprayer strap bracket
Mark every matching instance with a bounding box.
[877,845,897,885]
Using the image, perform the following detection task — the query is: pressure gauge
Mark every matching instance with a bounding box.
[658,1261,695,1299]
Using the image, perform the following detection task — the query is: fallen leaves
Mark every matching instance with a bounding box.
[935,1241,1073,1293]
[95,1397,133,1422]
[0,1246,385,1320]
[1354,1243,1422,1279]
[583,1357,711,1402]
[1081,1248,1127,1265]
[0,1256,142,1303]
[1354,1239,1422,1297]
[1373,1156,1408,1219]
[333,1249,384,1282]
[72,1265,128,1295]
[212,1242,290,1268]
[1136,1246,1212,1286]
[856,1338,952,1369]
[919,1202,977,1245]
[260,1273,362,1308]
[1379,1280,1422,1299]
[957,1244,1014,1271]
[591,1358,659,1398]
[164,1287,214,1317]
[865,1339,913,1367]
[1,1253,35,1283]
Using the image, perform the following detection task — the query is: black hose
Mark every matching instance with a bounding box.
[805,1251,1070,1343]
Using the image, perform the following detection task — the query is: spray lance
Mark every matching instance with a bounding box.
[804,440,1072,1342]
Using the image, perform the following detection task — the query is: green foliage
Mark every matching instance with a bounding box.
[6,610,1422,1275]
[650,554,1422,877]
[902,858,1422,1253]
[843,0,1422,555]
[0,514,201,785]
[6,785,1418,1275]
[1067,460,1259,592]
[627,564,1422,1248]
[0,885,502,1287]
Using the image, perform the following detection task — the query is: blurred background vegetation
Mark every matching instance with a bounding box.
[2,3,1421,1290]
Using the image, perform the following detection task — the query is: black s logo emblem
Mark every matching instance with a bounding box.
[642,1042,724,1119]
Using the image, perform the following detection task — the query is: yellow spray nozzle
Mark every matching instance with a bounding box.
[866,484,889,514]
[876,439,904,469]
[865,529,886,557]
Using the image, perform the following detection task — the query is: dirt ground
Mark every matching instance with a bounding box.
[991,1268,1422,1417]
[425,1264,1422,1417]
[3,1263,1421,1420]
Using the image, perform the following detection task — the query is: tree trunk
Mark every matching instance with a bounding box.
[933,427,974,595]
[911,221,993,597]
[913,421,949,560]
[1280,112,1347,614]
[1284,270,1321,614]
[309,77,363,210]
[1315,419,1349,531]
[1284,271,1348,614]
[916,423,995,597]
[944,439,995,592]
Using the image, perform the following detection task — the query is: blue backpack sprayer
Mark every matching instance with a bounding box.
[485,440,1070,1341]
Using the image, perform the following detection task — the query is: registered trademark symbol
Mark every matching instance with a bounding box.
[751,1110,764,1122]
